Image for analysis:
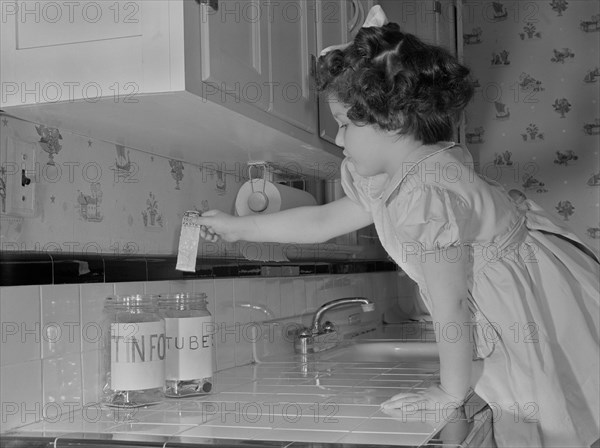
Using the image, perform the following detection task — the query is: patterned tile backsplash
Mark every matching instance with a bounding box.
[0,272,406,432]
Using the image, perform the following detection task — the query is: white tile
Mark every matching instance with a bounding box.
[40,284,81,358]
[133,409,214,425]
[275,415,363,431]
[384,271,400,299]
[279,278,294,318]
[265,278,281,319]
[18,418,118,434]
[42,353,82,413]
[353,416,437,433]
[248,278,269,320]
[354,273,372,299]
[213,279,234,327]
[194,279,217,369]
[202,413,281,428]
[79,283,113,352]
[303,277,318,312]
[292,279,307,315]
[144,281,171,295]
[193,279,215,317]
[110,422,194,436]
[338,431,429,445]
[255,428,347,443]
[175,425,268,440]
[215,324,236,372]
[113,282,145,297]
[0,286,41,366]
[306,403,380,418]
[234,334,253,367]
[233,278,250,324]
[81,350,102,406]
[0,360,43,431]
[169,280,194,294]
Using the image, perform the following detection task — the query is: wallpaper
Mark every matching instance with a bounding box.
[0,114,245,255]
[462,0,600,254]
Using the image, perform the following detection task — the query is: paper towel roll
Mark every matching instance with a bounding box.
[235,179,317,216]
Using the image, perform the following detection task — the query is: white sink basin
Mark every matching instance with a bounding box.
[315,340,439,363]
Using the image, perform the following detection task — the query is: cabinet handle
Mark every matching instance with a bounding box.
[195,0,218,11]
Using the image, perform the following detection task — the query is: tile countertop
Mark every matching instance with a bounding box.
[3,327,492,448]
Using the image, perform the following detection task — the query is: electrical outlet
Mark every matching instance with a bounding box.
[4,137,36,217]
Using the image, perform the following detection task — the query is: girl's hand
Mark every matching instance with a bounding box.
[380,384,465,412]
[197,210,242,243]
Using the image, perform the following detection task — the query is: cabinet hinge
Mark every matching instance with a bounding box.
[195,0,218,11]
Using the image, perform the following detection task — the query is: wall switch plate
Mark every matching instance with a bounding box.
[3,137,36,217]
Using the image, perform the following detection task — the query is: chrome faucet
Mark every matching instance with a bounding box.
[295,297,375,354]
[310,297,375,334]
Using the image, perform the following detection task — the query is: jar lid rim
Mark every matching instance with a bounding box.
[104,294,159,306]
[157,292,207,300]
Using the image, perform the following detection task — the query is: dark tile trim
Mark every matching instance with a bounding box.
[0,252,398,287]
[0,252,53,286]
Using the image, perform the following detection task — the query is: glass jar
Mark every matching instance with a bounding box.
[158,293,214,397]
[100,295,165,408]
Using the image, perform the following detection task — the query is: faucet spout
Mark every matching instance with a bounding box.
[310,297,375,334]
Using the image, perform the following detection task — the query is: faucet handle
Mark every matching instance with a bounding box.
[297,328,312,338]
[321,321,336,333]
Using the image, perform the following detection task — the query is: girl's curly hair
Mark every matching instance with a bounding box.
[317,23,475,144]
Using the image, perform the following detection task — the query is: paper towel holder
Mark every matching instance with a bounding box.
[247,162,269,213]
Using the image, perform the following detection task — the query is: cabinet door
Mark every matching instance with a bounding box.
[435,0,457,55]
[0,1,173,107]
[199,0,270,111]
[316,0,347,146]
[378,0,437,43]
[316,0,377,146]
[269,0,318,133]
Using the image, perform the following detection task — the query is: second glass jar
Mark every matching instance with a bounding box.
[158,293,214,397]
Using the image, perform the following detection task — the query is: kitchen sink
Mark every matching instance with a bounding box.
[314,340,439,363]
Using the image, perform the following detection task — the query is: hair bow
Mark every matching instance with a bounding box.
[319,5,389,57]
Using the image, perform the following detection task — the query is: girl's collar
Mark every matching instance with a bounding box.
[379,141,457,203]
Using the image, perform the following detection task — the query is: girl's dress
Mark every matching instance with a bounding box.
[341,141,600,447]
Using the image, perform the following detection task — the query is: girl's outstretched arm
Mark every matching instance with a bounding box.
[381,246,473,410]
[196,196,374,244]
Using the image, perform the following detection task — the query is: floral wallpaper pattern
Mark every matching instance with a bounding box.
[0,114,245,255]
[462,0,600,254]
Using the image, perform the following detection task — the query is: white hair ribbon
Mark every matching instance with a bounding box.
[319,5,390,57]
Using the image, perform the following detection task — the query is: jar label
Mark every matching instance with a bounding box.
[164,316,214,381]
[110,322,165,390]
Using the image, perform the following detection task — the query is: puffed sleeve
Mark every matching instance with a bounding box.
[392,184,470,253]
[340,158,372,212]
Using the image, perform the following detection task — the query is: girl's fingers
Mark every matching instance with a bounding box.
[381,397,428,410]
[200,209,220,217]
[380,393,423,409]
[382,392,420,403]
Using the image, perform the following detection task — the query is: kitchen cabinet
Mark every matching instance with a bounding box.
[0,1,177,103]
[198,0,317,133]
[316,0,377,146]
[0,0,461,173]
[378,0,458,51]
[378,0,462,142]
[0,0,339,176]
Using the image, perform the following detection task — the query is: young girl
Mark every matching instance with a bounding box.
[195,13,599,448]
